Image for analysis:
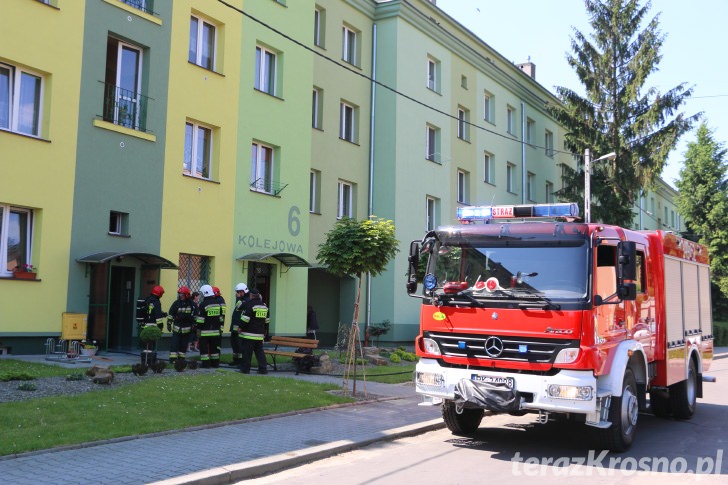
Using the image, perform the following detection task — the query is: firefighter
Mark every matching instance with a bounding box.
[166,286,196,363]
[139,285,166,358]
[229,283,249,366]
[238,288,270,374]
[195,284,223,368]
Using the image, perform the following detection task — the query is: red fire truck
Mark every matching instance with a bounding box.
[406,202,714,451]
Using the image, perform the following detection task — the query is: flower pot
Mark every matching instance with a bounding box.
[81,348,97,357]
[14,271,37,280]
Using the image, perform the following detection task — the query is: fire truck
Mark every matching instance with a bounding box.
[406,202,714,451]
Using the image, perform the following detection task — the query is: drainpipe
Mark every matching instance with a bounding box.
[521,102,526,204]
[365,23,378,347]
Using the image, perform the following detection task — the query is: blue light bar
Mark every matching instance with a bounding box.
[457,203,580,221]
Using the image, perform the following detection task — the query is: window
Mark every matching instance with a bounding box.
[178,253,211,293]
[426,196,439,231]
[314,7,325,47]
[184,121,212,179]
[189,16,216,70]
[426,57,439,91]
[426,124,440,162]
[1,63,43,137]
[0,205,33,276]
[337,181,353,219]
[457,170,469,204]
[526,118,534,145]
[310,170,321,213]
[340,101,357,143]
[507,163,516,193]
[484,152,494,184]
[545,181,554,203]
[251,142,275,194]
[545,130,554,157]
[103,37,146,131]
[312,87,323,129]
[255,46,277,96]
[506,106,516,135]
[120,0,153,15]
[483,91,494,123]
[342,26,358,65]
[108,211,129,236]
[457,107,470,141]
[527,172,535,201]
[461,75,468,89]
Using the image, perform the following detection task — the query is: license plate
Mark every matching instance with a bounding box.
[471,374,515,389]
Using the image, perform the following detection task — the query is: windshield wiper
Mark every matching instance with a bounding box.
[513,291,561,310]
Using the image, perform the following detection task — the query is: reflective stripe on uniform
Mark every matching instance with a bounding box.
[240,332,264,340]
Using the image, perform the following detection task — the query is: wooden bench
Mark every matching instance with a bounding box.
[264,336,319,374]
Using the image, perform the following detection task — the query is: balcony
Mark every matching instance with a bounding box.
[102,82,151,133]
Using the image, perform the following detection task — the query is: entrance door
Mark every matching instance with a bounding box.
[248,262,271,305]
[109,266,136,350]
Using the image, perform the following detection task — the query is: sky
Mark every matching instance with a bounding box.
[436,0,728,189]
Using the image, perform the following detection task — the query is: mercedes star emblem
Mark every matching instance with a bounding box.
[484,336,504,357]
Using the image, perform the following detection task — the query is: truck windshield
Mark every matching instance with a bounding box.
[431,242,588,300]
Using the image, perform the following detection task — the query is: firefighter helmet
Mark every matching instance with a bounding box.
[151,285,165,297]
[200,284,214,298]
[178,286,191,298]
[213,286,221,297]
[235,283,248,292]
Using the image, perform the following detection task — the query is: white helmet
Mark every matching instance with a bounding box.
[235,283,248,292]
[200,284,215,297]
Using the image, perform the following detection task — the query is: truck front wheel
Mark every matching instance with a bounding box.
[599,368,638,452]
[670,358,697,419]
[442,400,484,435]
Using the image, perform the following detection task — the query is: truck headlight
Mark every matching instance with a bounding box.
[547,384,593,400]
[422,338,441,356]
[554,347,580,364]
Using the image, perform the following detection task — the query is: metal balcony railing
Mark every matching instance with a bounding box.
[119,0,157,16]
[102,82,150,132]
[250,178,288,196]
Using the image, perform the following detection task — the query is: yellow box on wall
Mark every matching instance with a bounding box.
[61,313,87,340]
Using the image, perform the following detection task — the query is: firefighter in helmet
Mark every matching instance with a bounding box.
[167,286,197,363]
[238,288,270,374]
[139,285,166,353]
[229,283,249,366]
[195,284,224,368]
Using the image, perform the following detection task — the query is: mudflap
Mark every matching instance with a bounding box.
[454,378,520,413]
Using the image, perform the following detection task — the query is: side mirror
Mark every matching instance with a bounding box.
[406,240,420,295]
[617,241,637,301]
[619,282,637,300]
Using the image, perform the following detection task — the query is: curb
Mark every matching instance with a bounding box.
[150,418,446,485]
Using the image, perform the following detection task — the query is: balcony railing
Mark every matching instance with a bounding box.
[119,0,157,16]
[250,179,288,196]
[102,82,150,132]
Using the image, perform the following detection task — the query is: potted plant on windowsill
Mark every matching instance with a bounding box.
[13,264,37,280]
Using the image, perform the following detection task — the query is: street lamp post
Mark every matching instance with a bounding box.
[584,149,616,223]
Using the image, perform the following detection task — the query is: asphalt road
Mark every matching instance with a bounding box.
[251,355,728,484]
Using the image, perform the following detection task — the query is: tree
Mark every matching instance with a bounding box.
[317,217,399,393]
[676,123,728,317]
[547,0,699,226]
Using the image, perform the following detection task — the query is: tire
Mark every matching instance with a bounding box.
[649,390,671,418]
[598,368,638,452]
[670,358,697,419]
[442,400,484,435]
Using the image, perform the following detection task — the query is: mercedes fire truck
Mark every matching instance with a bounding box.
[406,202,714,451]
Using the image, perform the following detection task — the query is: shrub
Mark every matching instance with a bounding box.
[17,382,37,391]
[0,372,37,382]
[390,353,401,363]
[139,326,162,343]
[66,373,85,381]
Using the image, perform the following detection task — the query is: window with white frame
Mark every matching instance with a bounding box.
[108,211,129,236]
[426,56,439,91]
[484,152,494,184]
[426,124,440,162]
[251,142,275,194]
[0,204,33,276]
[310,170,321,213]
[340,101,357,143]
[457,170,469,204]
[312,87,323,129]
[184,121,212,179]
[426,196,439,231]
[457,107,470,141]
[526,118,534,145]
[483,91,494,123]
[527,172,535,201]
[342,26,357,65]
[189,16,216,70]
[506,106,515,135]
[104,37,145,131]
[314,7,325,47]
[337,180,354,219]
[255,46,277,96]
[545,181,554,203]
[545,130,554,157]
[507,163,516,193]
[0,62,43,137]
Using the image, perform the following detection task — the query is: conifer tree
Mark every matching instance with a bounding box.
[547,0,699,226]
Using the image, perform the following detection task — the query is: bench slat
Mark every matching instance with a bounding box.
[264,335,320,374]
[264,350,310,358]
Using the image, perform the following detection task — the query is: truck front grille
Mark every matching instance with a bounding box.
[426,332,578,364]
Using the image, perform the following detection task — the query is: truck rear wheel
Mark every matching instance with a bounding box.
[670,358,697,419]
[599,368,638,452]
[442,400,484,435]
